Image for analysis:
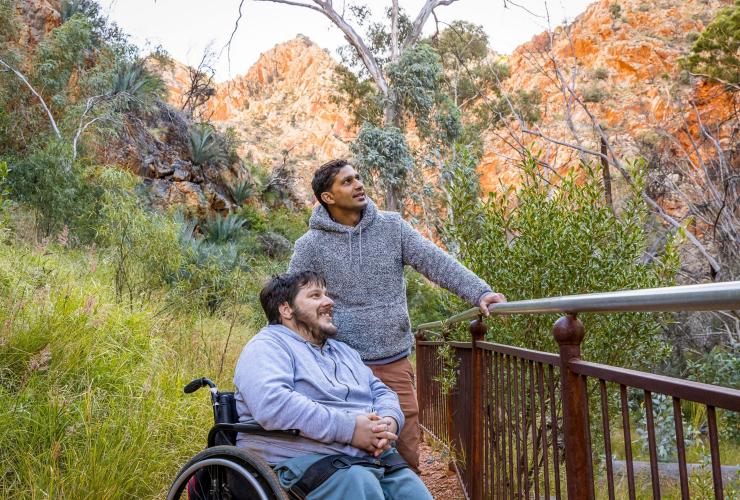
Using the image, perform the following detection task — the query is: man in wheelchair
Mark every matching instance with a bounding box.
[233,271,432,499]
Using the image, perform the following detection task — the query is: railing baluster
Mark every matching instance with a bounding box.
[507,355,515,498]
[707,405,724,500]
[530,361,540,500]
[620,384,636,500]
[599,379,615,500]
[513,356,522,496]
[644,390,662,499]
[494,352,502,499]
[548,364,562,500]
[537,363,551,500]
[521,358,530,499]
[672,397,690,500]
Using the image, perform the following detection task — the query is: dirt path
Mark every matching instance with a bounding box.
[418,440,465,499]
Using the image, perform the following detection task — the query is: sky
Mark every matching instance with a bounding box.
[103,0,595,82]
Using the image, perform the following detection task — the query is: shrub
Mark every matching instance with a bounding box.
[582,84,609,103]
[680,0,739,85]
[6,140,102,238]
[441,151,679,368]
[202,214,245,244]
[237,204,267,232]
[609,3,622,19]
[188,123,225,166]
[592,67,610,80]
[265,206,309,243]
[257,231,292,259]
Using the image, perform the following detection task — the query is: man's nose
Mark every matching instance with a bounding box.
[322,295,335,307]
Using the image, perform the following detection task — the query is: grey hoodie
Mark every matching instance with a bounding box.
[233,324,404,463]
[288,199,492,361]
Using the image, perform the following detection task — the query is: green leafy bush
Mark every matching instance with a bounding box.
[441,152,679,368]
[238,204,267,232]
[681,0,739,85]
[95,169,183,302]
[6,140,102,238]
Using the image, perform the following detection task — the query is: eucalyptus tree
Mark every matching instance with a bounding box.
[253,0,472,211]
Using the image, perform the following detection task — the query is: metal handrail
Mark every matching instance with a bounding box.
[416,281,740,331]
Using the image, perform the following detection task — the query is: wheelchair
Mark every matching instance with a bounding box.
[167,377,296,500]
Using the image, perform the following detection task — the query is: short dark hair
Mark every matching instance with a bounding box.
[312,159,350,211]
[259,271,327,324]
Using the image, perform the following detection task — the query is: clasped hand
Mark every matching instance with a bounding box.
[351,413,398,457]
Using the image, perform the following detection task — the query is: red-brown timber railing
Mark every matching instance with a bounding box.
[414,281,740,499]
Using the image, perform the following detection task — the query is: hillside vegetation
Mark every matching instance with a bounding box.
[0,0,737,497]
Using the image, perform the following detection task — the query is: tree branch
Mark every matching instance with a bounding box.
[0,57,61,139]
[402,0,461,51]
[255,0,388,95]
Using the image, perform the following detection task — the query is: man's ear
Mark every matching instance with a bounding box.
[278,302,293,321]
[320,191,335,206]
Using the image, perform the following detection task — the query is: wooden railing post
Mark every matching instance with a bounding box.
[553,314,594,500]
[470,318,487,500]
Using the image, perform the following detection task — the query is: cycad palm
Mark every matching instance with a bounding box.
[188,123,225,166]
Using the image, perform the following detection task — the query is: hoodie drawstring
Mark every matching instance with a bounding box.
[347,228,363,271]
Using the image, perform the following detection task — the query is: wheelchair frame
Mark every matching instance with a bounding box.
[167,377,298,500]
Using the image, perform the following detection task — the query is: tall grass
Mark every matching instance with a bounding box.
[0,237,267,497]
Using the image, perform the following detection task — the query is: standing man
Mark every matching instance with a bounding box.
[288,158,506,471]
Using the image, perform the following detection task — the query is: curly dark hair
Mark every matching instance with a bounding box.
[259,271,327,324]
[311,159,350,210]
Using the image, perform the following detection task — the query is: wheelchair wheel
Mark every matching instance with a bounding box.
[167,445,289,500]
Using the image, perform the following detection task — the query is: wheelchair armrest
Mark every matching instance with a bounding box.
[207,423,300,447]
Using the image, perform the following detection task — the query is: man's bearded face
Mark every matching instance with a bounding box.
[291,282,337,343]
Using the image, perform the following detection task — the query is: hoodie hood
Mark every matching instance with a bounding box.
[309,198,378,234]
[308,199,378,269]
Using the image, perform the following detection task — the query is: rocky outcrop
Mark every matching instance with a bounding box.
[477,0,737,198]
[157,35,353,200]
[15,0,61,47]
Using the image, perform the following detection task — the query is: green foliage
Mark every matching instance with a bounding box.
[582,84,609,103]
[685,344,740,440]
[351,124,414,202]
[110,58,165,111]
[441,152,679,368]
[202,214,246,244]
[256,231,292,259]
[264,206,310,243]
[33,14,94,109]
[95,170,183,301]
[0,246,204,498]
[433,20,489,65]
[229,179,256,206]
[5,140,102,237]
[173,234,250,313]
[386,43,443,135]
[591,67,610,80]
[681,0,739,85]
[331,66,384,128]
[188,123,225,166]
[609,3,622,19]
[237,204,267,232]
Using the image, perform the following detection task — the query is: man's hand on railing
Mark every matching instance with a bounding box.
[479,292,507,317]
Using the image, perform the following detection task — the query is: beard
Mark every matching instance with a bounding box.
[293,304,338,345]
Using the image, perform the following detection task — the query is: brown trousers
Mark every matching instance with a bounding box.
[369,357,421,472]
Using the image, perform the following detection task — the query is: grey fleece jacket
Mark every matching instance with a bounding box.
[234,324,404,463]
[288,199,492,361]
